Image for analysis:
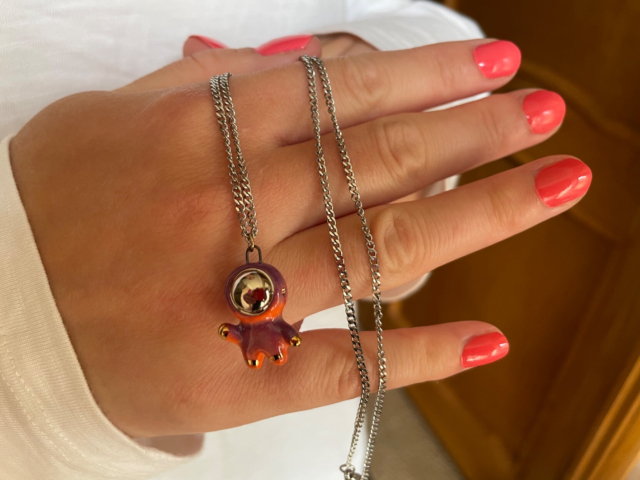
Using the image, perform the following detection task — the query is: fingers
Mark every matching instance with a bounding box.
[183,35,228,56]
[319,33,378,57]
[211,321,508,429]
[271,88,565,236]
[119,36,322,93]
[271,156,592,320]
[289,322,508,399]
[230,39,521,145]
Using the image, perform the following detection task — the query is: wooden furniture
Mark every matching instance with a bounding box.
[361,1,640,478]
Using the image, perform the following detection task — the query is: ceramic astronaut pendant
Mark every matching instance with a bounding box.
[218,256,301,369]
[210,73,300,369]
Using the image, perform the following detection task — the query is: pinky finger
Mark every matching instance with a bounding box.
[204,321,508,431]
[243,321,509,419]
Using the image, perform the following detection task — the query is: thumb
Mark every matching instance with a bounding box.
[119,35,322,93]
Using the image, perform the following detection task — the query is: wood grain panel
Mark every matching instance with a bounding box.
[359,0,640,478]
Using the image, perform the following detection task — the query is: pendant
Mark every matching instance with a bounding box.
[219,252,301,369]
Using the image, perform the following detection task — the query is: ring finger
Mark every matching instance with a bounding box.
[270,155,592,320]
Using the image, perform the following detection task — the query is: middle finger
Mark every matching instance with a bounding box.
[266,88,566,237]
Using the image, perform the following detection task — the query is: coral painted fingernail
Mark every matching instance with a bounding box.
[535,158,592,207]
[473,40,521,79]
[256,35,313,56]
[461,332,509,368]
[188,35,227,49]
[522,90,566,134]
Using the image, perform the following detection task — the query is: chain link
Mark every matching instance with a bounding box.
[300,55,387,480]
[210,73,258,250]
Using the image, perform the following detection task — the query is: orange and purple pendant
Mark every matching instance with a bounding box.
[219,259,301,369]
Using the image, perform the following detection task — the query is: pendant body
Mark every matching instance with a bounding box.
[219,262,301,369]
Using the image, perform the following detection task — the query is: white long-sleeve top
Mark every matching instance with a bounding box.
[0,1,483,479]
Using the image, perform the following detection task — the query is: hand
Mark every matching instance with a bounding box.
[10,38,588,438]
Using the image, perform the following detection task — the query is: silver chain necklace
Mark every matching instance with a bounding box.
[211,73,258,249]
[300,55,387,480]
[212,73,301,369]
[210,61,387,478]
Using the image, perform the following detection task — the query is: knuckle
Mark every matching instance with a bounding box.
[148,84,215,158]
[484,184,520,233]
[476,95,524,153]
[373,116,426,187]
[429,49,462,92]
[183,54,210,79]
[338,55,390,113]
[151,83,209,129]
[371,207,427,279]
[476,100,508,153]
[330,350,365,401]
[164,183,226,231]
[146,87,195,134]
[394,328,433,379]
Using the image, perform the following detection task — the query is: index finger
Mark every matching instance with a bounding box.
[118,37,322,93]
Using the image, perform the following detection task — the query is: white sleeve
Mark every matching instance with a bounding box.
[312,0,486,301]
[0,135,203,480]
[313,0,484,51]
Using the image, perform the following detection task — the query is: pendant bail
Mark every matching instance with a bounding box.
[340,464,360,480]
[245,244,263,264]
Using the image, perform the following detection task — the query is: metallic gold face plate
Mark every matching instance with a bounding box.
[229,268,274,316]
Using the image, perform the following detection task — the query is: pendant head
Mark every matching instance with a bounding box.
[225,262,287,321]
[221,261,300,368]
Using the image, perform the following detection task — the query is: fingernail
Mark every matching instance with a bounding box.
[473,40,521,79]
[461,332,509,368]
[535,158,592,207]
[522,90,566,134]
[256,34,313,56]
[188,35,227,49]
